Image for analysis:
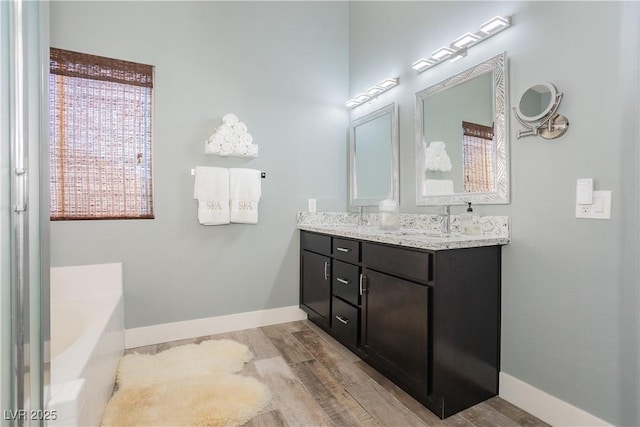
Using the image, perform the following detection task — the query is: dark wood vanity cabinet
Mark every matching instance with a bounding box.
[361,268,429,396]
[299,230,502,419]
[299,232,332,327]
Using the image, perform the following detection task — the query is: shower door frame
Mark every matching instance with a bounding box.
[1,1,50,426]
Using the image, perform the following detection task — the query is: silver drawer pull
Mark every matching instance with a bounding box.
[359,273,366,295]
[336,278,350,285]
[336,247,350,253]
[324,261,329,280]
[335,315,350,325]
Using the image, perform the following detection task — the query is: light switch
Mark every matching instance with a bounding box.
[592,196,605,213]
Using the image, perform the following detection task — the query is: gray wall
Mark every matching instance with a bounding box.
[349,1,639,425]
[49,2,349,328]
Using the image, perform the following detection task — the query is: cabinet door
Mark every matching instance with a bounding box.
[301,250,331,326]
[361,268,429,395]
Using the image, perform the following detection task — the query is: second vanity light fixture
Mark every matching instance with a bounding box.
[411,15,511,73]
[345,77,399,109]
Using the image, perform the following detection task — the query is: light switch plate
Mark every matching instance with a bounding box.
[308,198,317,213]
[576,190,611,219]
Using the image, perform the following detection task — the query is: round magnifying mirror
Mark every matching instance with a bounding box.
[516,82,557,122]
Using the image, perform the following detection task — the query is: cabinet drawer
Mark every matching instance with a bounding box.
[332,260,361,306]
[362,242,432,284]
[333,238,360,263]
[301,231,331,256]
[331,296,359,348]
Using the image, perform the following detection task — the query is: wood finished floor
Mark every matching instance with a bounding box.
[126,320,550,427]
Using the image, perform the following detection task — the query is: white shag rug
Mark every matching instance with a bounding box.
[101,339,271,427]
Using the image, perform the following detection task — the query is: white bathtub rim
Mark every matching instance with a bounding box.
[51,263,123,302]
[51,293,122,385]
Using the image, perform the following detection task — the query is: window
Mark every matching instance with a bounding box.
[49,48,154,220]
[462,121,495,193]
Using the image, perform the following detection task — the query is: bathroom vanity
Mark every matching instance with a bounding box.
[298,213,509,419]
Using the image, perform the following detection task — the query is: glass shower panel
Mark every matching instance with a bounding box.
[1,1,49,425]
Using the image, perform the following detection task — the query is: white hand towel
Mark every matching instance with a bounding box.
[193,167,230,225]
[227,133,240,145]
[222,113,239,126]
[205,140,221,154]
[218,124,233,136]
[241,133,253,145]
[219,141,234,156]
[233,122,248,135]
[229,168,262,224]
[246,144,259,157]
[232,144,248,156]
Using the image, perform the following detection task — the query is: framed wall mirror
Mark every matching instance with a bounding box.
[349,102,399,207]
[415,52,509,205]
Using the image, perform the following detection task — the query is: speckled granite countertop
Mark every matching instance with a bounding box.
[297,212,510,251]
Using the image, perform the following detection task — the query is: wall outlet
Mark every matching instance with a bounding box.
[308,198,317,213]
[575,190,611,219]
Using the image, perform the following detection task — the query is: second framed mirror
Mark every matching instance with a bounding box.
[416,52,509,205]
[349,102,399,207]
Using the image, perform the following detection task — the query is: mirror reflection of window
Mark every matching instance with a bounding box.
[462,121,495,193]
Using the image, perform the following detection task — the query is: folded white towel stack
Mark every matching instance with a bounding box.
[193,167,230,225]
[205,113,259,158]
[229,168,262,224]
[424,140,452,172]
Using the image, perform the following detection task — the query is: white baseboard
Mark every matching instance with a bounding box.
[125,305,307,349]
[499,372,611,426]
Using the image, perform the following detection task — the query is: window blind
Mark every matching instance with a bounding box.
[462,121,495,193]
[49,48,154,220]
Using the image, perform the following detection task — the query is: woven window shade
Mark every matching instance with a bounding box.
[462,121,495,193]
[49,48,154,220]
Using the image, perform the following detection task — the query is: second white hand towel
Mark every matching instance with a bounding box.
[229,168,262,224]
[193,166,230,225]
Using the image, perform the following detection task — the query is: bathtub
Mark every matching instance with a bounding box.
[47,263,124,427]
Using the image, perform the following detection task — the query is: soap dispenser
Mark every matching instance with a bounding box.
[461,202,481,235]
[378,198,399,230]
[461,202,473,235]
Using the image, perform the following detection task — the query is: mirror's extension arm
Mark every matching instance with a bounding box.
[513,107,537,138]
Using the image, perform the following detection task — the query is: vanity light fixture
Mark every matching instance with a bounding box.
[480,16,511,34]
[345,77,399,109]
[449,48,468,63]
[345,99,360,108]
[411,58,433,72]
[366,85,384,96]
[452,32,481,49]
[379,78,399,89]
[432,46,455,61]
[411,15,512,74]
